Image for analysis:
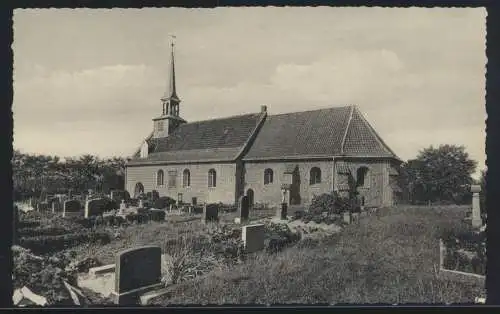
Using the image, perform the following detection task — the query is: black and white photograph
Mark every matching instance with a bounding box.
[12,7,487,306]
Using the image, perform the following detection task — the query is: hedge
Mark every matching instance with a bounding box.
[18,231,111,254]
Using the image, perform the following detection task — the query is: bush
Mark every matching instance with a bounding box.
[18,226,69,238]
[154,196,176,209]
[309,192,352,216]
[13,246,77,305]
[441,228,486,276]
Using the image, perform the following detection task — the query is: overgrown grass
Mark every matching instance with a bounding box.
[150,205,484,305]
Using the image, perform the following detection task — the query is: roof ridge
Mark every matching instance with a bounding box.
[340,105,356,154]
[352,107,400,160]
[181,112,261,125]
[268,105,353,117]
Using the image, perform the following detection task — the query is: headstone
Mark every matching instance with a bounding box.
[119,200,127,214]
[343,211,351,224]
[151,190,160,202]
[37,202,49,212]
[138,199,144,209]
[237,195,250,223]
[63,200,83,218]
[192,197,197,205]
[242,224,265,253]
[471,185,482,228]
[51,199,63,214]
[85,198,107,218]
[111,246,162,305]
[202,203,219,223]
[276,203,287,220]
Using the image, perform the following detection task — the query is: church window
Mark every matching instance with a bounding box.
[264,168,274,185]
[168,171,177,188]
[156,170,164,186]
[208,169,217,188]
[157,120,164,132]
[183,169,190,187]
[356,167,369,188]
[310,167,321,185]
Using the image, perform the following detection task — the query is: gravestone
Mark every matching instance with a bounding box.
[85,198,107,218]
[119,200,127,214]
[111,246,162,305]
[138,199,144,209]
[52,199,63,214]
[202,203,219,223]
[192,197,197,205]
[37,202,49,212]
[276,203,287,220]
[63,200,83,218]
[236,195,250,224]
[151,190,160,202]
[471,185,482,228]
[242,224,265,253]
[343,211,351,224]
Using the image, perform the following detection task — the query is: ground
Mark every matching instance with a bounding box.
[54,204,485,305]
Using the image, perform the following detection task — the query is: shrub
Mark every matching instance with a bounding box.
[18,226,68,238]
[441,228,486,276]
[309,192,352,216]
[154,196,176,209]
[12,246,77,305]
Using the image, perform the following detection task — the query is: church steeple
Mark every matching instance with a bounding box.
[153,36,186,139]
[161,38,180,116]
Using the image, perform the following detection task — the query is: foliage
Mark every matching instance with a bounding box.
[12,246,77,305]
[154,196,177,209]
[479,169,486,218]
[398,145,477,205]
[309,192,352,215]
[12,150,126,201]
[441,228,486,276]
[18,231,111,255]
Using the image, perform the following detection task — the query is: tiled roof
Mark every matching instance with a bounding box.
[128,113,263,165]
[342,107,397,158]
[243,106,351,160]
[243,105,399,160]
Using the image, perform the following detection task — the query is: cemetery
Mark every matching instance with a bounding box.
[12,183,486,306]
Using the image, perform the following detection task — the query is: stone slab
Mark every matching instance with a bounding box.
[89,264,115,277]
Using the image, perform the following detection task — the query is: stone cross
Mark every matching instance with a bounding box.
[471,185,482,228]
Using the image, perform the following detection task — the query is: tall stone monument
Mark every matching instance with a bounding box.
[471,185,482,228]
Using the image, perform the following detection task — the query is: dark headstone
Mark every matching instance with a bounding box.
[114,246,162,294]
[85,198,107,218]
[146,192,153,200]
[192,197,197,205]
[238,195,250,222]
[51,199,63,213]
[278,203,287,220]
[63,200,82,218]
[151,190,160,202]
[202,203,219,223]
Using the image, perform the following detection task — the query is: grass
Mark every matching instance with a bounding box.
[148,205,484,305]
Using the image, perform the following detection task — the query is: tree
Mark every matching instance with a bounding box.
[404,145,477,204]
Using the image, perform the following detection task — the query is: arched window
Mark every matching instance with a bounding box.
[156,170,164,186]
[310,167,321,185]
[357,167,369,187]
[208,169,217,188]
[183,169,191,187]
[264,168,274,185]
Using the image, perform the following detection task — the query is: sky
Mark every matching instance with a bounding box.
[13,7,487,178]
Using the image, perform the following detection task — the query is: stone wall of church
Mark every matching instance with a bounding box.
[334,158,392,208]
[243,160,334,207]
[126,163,238,204]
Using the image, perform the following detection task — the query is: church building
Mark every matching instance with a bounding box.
[125,42,402,208]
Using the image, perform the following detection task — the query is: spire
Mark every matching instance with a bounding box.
[164,36,179,101]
